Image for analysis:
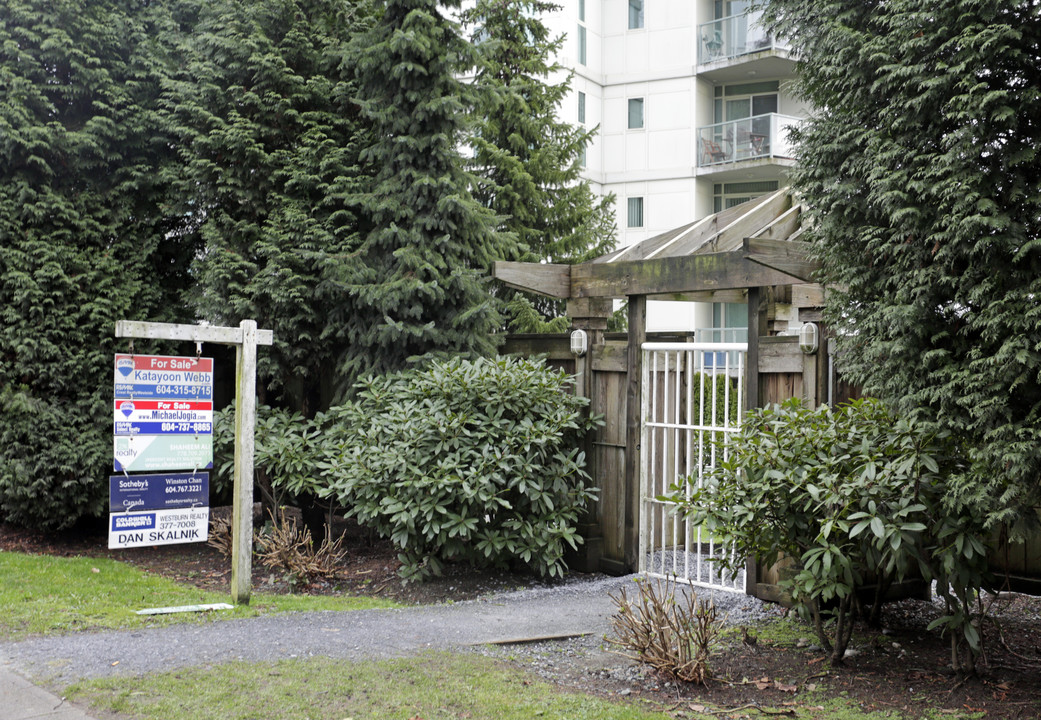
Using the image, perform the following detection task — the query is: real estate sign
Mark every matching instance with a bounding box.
[108,472,210,549]
[108,506,210,549]
[109,472,209,513]
[114,353,213,399]
[110,353,215,549]
[113,354,214,472]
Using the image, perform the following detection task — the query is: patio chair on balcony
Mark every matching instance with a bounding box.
[735,128,768,158]
[752,35,773,51]
[700,138,729,165]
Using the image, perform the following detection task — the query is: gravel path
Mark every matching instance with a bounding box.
[1,574,772,686]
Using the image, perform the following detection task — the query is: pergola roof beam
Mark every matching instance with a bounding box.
[492,261,570,298]
[742,238,818,283]
[684,189,793,257]
[570,251,806,298]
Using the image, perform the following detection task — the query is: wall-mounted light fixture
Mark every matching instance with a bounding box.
[798,322,819,355]
[570,329,588,357]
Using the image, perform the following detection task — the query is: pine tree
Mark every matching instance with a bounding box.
[462,0,616,331]
[0,0,198,528]
[761,0,1041,531]
[165,0,375,411]
[338,0,514,381]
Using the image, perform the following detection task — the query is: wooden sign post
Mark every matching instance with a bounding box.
[114,319,274,605]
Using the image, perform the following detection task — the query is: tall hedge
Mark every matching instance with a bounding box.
[0,0,197,528]
[165,0,375,411]
[761,0,1041,532]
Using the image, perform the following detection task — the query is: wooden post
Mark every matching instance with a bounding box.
[814,322,830,407]
[231,319,258,604]
[744,287,767,413]
[566,298,613,573]
[624,295,647,570]
[744,288,768,595]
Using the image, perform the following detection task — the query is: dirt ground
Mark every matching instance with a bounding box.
[4,517,1041,719]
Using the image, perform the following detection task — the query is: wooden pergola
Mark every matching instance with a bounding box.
[493,187,822,404]
[493,188,829,575]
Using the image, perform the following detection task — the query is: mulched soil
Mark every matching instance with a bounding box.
[4,516,1041,719]
[0,512,535,606]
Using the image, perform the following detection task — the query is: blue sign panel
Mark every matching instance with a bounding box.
[109,473,209,513]
[113,383,213,400]
[114,421,213,436]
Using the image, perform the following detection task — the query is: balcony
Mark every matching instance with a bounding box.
[697,113,803,173]
[697,11,794,83]
[699,10,788,64]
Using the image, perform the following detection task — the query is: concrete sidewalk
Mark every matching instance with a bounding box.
[0,667,99,720]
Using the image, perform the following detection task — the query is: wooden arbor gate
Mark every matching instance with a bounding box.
[494,189,833,599]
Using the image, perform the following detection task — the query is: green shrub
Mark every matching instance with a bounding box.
[318,356,600,582]
[690,371,742,439]
[212,404,327,506]
[669,398,991,672]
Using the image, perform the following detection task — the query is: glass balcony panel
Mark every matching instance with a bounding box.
[699,11,789,64]
[770,114,799,159]
[697,114,804,167]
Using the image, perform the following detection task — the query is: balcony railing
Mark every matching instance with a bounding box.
[699,11,789,64]
[697,113,803,168]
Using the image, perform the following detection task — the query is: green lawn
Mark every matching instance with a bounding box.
[0,550,397,640]
[67,653,694,720]
[66,652,984,720]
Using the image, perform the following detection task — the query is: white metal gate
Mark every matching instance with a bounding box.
[639,341,747,592]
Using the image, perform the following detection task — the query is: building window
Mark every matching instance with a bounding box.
[579,145,587,168]
[699,302,749,367]
[627,197,644,228]
[713,81,780,123]
[715,1,751,19]
[628,0,644,29]
[627,98,644,129]
[579,0,585,22]
[712,180,779,213]
[577,24,587,65]
[578,92,586,124]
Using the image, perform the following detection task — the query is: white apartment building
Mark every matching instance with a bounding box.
[542,0,809,330]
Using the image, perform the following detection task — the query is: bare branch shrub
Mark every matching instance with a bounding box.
[254,508,346,584]
[607,577,723,685]
[206,513,235,558]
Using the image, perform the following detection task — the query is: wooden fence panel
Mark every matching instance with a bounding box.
[590,359,627,571]
[990,509,1041,594]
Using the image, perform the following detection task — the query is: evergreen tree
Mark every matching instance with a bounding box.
[0,0,198,528]
[338,0,513,381]
[761,0,1041,531]
[462,0,616,332]
[165,0,375,412]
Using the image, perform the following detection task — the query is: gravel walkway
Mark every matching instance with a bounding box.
[1,574,772,686]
